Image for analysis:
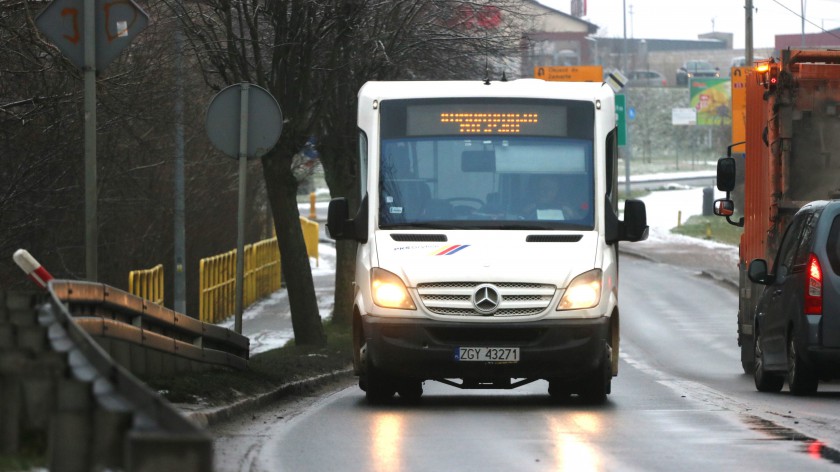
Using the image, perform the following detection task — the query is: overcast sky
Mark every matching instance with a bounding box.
[537,0,840,49]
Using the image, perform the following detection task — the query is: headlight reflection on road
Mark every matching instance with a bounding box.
[371,413,403,472]
[548,415,602,471]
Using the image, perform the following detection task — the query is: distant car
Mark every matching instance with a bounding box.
[748,200,840,395]
[730,56,748,68]
[728,56,766,75]
[626,70,667,87]
[675,60,719,86]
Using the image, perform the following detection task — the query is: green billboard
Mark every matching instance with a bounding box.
[689,78,731,126]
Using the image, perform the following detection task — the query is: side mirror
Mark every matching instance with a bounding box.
[621,199,649,242]
[327,198,351,240]
[327,195,369,243]
[748,259,772,285]
[714,198,735,217]
[716,157,736,192]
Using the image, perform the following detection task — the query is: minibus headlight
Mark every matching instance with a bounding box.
[371,268,416,310]
[557,269,602,310]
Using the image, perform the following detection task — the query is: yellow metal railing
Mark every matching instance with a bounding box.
[301,216,319,266]
[128,264,164,306]
[198,217,319,323]
[198,249,238,324]
[245,238,282,308]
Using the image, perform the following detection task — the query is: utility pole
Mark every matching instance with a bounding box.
[801,0,807,46]
[622,0,628,72]
[745,0,754,65]
[174,27,186,315]
[84,0,97,281]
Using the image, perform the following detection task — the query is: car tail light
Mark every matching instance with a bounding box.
[805,253,823,315]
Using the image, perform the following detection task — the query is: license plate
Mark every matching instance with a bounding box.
[456,347,519,362]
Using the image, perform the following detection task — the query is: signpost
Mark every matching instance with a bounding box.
[671,107,698,170]
[206,83,283,334]
[605,69,627,93]
[671,108,698,126]
[36,0,149,281]
[614,94,631,194]
[615,94,627,146]
[534,65,603,82]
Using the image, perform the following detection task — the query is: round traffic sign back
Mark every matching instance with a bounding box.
[206,83,283,159]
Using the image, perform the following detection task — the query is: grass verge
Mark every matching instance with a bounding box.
[671,214,743,246]
[147,320,353,406]
[0,431,46,471]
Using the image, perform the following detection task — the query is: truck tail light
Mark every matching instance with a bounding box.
[805,253,823,315]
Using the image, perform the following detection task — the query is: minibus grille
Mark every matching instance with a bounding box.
[416,282,556,317]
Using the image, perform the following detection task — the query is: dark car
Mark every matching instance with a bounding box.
[749,200,840,395]
[675,60,719,86]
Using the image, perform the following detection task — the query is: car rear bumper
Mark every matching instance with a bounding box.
[362,315,609,382]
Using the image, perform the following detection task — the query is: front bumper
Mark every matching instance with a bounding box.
[362,315,609,382]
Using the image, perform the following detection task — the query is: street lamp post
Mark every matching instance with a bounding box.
[746,0,753,65]
[622,0,627,72]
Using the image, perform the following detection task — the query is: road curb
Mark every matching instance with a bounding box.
[618,246,656,262]
[620,246,738,289]
[182,367,354,428]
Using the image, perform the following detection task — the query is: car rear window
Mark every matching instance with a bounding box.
[828,215,840,275]
[794,212,819,268]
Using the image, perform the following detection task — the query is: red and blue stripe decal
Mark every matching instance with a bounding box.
[433,244,470,256]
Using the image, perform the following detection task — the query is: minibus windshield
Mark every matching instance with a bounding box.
[378,98,595,230]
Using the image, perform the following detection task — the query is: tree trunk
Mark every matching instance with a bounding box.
[332,238,357,326]
[319,139,360,326]
[261,148,325,346]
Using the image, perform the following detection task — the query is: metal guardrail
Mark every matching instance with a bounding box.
[1,288,214,471]
[196,240,282,324]
[52,280,249,371]
[128,263,164,305]
[198,216,319,323]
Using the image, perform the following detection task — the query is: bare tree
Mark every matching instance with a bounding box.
[166,0,527,339]
[1,1,266,318]
[314,0,525,325]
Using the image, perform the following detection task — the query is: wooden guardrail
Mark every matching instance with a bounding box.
[1,288,214,471]
[128,263,164,305]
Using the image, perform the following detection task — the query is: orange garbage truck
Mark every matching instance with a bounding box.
[715,49,840,373]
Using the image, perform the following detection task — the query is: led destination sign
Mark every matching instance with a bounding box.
[439,112,539,134]
[380,99,594,140]
[406,102,568,137]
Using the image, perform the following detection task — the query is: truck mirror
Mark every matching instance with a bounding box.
[747,259,772,285]
[713,198,735,217]
[621,199,649,242]
[716,157,736,191]
[327,198,351,240]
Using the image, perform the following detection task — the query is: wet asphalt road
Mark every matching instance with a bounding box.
[211,255,840,471]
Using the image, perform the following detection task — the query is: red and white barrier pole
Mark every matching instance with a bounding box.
[13,249,54,289]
